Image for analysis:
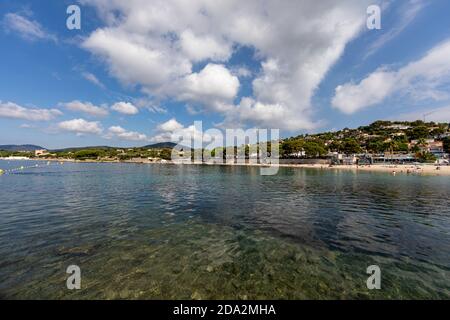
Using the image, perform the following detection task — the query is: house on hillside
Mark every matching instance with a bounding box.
[35,149,49,157]
[382,124,411,130]
[289,151,306,158]
[410,139,444,157]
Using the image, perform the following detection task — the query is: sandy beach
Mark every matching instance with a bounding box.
[7,157,450,176]
[203,162,450,176]
[279,163,450,176]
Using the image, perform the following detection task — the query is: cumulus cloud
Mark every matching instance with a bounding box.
[80,0,372,131]
[111,102,139,115]
[151,118,211,145]
[223,97,317,131]
[0,101,62,121]
[3,12,57,42]
[180,30,232,62]
[157,118,183,132]
[106,126,148,141]
[332,39,450,114]
[58,119,103,135]
[60,100,109,117]
[82,28,192,90]
[177,63,239,112]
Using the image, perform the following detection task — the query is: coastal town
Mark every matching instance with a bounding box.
[1,121,449,174]
[2,1,450,302]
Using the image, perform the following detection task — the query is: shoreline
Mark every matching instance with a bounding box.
[3,157,448,176]
[282,163,450,176]
[206,162,450,176]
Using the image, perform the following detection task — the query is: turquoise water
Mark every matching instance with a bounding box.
[0,160,449,299]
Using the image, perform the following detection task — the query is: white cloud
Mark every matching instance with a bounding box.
[106,126,148,141]
[60,100,109,117]
[332,69,397,114]
[157,118,184,132]
[180,29,232,62]
[111,102,139,115]
[151,125,204,145]
[80,0,372,131]
[82,72,105,89]
[63,100,139,117]
[151,118,210,145]
[177,63,239,112]
[332,39,450,114]
[82,28,192,90]
[0,101,62,121]
[133,97,167,114]
[223,97,317,131]
[3,12,56,42]
[231,66,252,78]
[58,119,103,135]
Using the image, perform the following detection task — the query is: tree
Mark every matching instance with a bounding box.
[0,150,13,157]
[431,127,445,137]
[411,120,425,127]
[443,137,450,154]
[281,139,304,158]
[383,140,396,154]
[74,149,104,160]
[416,151,436,163]
[159,148,172,160]
[340,139,362,155]
[394,142,409,152]
[244,145,250,158]
[409,126,429,140]
[417,138,428,150]
[367,139,384,153]
[303,141,326,158]
[328,140,341,152]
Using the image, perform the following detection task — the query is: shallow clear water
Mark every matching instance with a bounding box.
[0,160,449,299]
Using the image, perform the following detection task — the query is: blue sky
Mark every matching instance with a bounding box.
[0,0,450,149]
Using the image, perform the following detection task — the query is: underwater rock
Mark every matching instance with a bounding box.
[56,245,97,256]
[191,290,202,300]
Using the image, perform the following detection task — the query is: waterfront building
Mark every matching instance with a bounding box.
[35,149,49,157]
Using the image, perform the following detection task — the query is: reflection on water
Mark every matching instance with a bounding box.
[0,160,449,299]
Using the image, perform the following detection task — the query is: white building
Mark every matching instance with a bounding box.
[35,149,49,157]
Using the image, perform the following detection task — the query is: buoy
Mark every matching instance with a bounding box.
[0,169,4,175]
[47,161,51,165]
[20,166,24,170]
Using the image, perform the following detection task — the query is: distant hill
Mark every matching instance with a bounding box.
[0,144,44,151]
[51,146,114,152]
[1,141,194,153]
[54,143,179,152]
[143,142,177,149]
